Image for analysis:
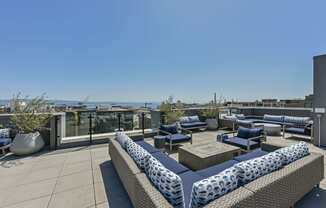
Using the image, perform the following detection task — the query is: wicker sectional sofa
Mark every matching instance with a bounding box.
[109,139,324,208]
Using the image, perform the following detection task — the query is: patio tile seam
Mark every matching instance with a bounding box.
[0,193,52,208]
[46,156,68,208]
[95,201,109,208]
[2,176,60,190]
[90,147,98,206]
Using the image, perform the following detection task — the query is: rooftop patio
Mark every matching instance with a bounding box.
[0,131,325,208]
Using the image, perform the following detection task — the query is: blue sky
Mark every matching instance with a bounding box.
[0,0,325,103]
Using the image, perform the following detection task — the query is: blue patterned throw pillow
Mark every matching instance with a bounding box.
[234,157,270,185]
[126,141,151,170]
[146,156,185,208]
[179,116,190,124]
[275,142,309,165]
[190,167,239,208]
[260,152,284,172]
[0,128,10,139]
[292,142,309,158]
[275,147,297,165]
[116,132,132,149]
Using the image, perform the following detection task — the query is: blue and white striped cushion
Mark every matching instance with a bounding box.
[116,132,132,149]
[179,117,190,123]
[190,167,239,208]
[0,128,10,139]
[234,157,271,184]
[146,156,185,208]
[275,142,309,165]
[188,116,200,122]
[263,115,284,123]
[284,116,310,128]
[260,152,284,172]
[126,140,151,170]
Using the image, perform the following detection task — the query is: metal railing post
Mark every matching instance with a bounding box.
[118,113,121,131]
[89,114,93,144]
[55,116,59,150]
[142,112,145,135]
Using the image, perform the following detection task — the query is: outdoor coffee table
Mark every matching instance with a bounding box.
[261,138,296,152]
[254,123,282,136]
[178,142,241,171]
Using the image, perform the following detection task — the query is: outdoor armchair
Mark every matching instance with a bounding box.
[0,128,12,155]
[221,127,266,151]
[158,123,192,151]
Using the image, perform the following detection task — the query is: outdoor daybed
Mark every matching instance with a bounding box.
[220,114,314,139]
[109,133,324,208]
[179,116,207,131]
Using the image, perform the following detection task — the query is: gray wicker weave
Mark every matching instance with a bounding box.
[204,187,256,208]
[244,153,324,208]
[134,173,173,208]
[109,138,324,208]
[109,140,141,207]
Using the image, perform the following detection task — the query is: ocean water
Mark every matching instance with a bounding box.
[0,99,159,109]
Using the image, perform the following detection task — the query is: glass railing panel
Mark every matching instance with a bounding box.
[64,110,159,138]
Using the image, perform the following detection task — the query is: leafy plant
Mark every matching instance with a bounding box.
[201,106,218,119]
[165,110,184,123]
[201,94,224,119]
[10,93,52,134]
[160,96,184,124]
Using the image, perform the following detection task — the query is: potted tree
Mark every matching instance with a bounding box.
[159,97,185,124]
[10,94,52,155]
[201,106,219,130]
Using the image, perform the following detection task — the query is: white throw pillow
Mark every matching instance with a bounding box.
[275,142,309,165]
[234,157,270,185]
[0,128,10,138]
[190,167,239,208]
[260,152,284,172]
[126,141,151,170]
[116,132,131,149]
[146,156,185,208]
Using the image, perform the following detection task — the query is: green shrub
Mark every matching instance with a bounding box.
[11,93,52,134]
[159,97,184,124]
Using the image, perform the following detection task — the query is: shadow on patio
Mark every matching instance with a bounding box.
[99,161,133,208]
[296,186,326,207]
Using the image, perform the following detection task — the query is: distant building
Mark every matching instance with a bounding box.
[280,99,305,108]
[261,99,278,107]
[304,94,314,108]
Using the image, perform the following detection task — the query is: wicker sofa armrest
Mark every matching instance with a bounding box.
[109,139,141,175]
[109,139,142,207]
[203,187,256,208]
[244,153,324,208]
[134,173,173,208]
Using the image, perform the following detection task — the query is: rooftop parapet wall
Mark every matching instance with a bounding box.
[237,107,313,117]
[314,54,326,146]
